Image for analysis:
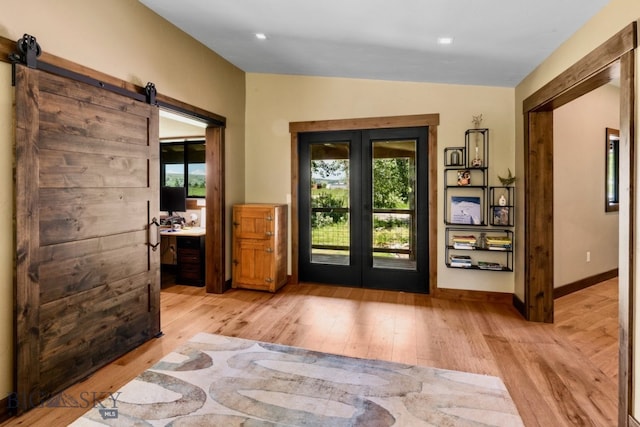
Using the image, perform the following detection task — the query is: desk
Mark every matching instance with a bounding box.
[161,227,206,286]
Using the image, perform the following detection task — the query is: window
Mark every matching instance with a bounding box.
[161,140,206,197]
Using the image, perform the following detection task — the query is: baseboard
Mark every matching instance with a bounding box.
[554,268,618,299]
[224,278,232,291]
[512,295,526,318]
[433,287,512,305]
[0,395,11,423]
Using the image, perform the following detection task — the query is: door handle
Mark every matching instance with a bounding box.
[265,231,273,237]
[148,217,160,251]
[265,248,273,253]
[266,215,273,221]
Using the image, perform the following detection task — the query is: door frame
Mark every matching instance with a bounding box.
[521,22,636,425]
[289,114,439,294]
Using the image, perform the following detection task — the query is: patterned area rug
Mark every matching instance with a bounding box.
[71,333,523,426]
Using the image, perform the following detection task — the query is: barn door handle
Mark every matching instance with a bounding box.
[148,217,160,251]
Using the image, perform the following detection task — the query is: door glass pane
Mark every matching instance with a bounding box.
[371,139,417,270]
[310,142,350,265]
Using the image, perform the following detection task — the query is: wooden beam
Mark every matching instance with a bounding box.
[205,126,226,294]
[290,114,440,133]
[618,47,635,427]
[523,22,636,112]
[525,110,554,323]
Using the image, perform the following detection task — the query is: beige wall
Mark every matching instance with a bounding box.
[514,0,640,416]
[245,73,516,293]
[0,0,246,398]
[553,84,620,287]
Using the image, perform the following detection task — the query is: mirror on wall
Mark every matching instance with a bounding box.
[605,127,620,212]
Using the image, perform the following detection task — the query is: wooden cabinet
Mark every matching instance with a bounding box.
[232,204,288,292]
[177,235,205,286]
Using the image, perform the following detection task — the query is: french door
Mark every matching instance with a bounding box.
[298,127,429,293]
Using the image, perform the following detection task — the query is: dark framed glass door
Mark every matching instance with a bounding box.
[299,127,429,293]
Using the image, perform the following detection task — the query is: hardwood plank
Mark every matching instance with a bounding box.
[38,148,148,189]
[38,71,151,118]
[39,242,148,304]
[14,64,42,413]
[39,91,149,147]
[1,280,617,426]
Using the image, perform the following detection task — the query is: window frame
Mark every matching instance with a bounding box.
[160,139,206,198]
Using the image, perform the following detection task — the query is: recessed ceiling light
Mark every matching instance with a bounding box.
[437,37,453,45]
[255,33,267,40]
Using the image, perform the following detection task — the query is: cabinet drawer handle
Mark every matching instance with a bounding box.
[233,259,239,265]
[265,248,273,253]
[265,231,273,237]
[266,215,273,221]
[233,221,240,227]
[265,277,273,283]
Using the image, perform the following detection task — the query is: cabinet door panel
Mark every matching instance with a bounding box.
[234,207,274,240]
[233,239,274,288]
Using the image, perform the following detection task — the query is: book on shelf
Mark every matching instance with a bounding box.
[452,234,477,243]
[485,235,512,250]
[449,254,472,268]
[453,243,475,250]
[478,261,504,271]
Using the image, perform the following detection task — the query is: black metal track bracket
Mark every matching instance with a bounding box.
[8,34,41,68]
[145,82,157,105]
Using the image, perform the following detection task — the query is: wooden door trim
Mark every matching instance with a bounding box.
[289,114,440,294]
[1,34,228,294]
[522,21,636,426]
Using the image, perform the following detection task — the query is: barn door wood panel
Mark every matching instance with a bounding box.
[14,65,160,409]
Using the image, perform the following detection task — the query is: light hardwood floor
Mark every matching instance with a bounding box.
[1,279,618,426]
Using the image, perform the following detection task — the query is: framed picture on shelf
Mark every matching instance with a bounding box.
[450,196,482,224]
[492,206,510,225]
[457,170,471,186]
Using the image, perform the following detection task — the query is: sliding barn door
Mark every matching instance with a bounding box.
[14,65,160,408]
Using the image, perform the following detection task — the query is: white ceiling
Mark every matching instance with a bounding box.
[139,0,609,88]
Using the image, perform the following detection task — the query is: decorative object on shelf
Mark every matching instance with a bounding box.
[471,114,483,167]
[492,207,510,226]
[478,232,487,249]
[457,169,471,186]
[450,149,462,166]
[498,169,516,186]
[498,194,507,206]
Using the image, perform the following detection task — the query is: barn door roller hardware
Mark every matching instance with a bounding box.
[8,34,41,68]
